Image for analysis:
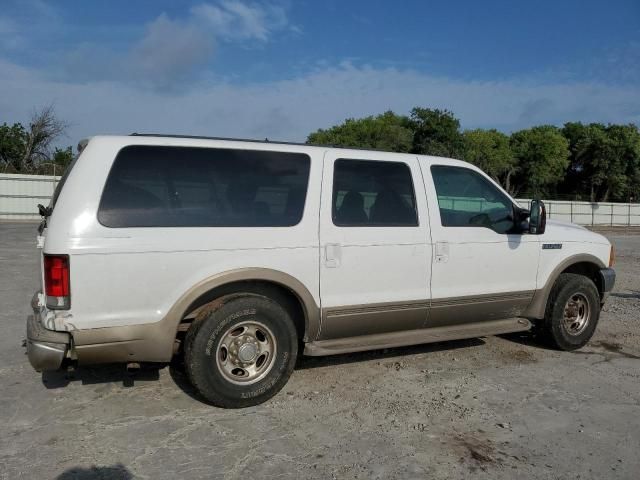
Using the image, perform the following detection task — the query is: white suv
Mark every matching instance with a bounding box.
[27,134,616,407]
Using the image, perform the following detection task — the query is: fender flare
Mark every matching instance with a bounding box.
[169,268,320,342]
[523,254,605,319]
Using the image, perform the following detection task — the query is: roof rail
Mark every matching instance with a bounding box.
[128,133,392,153]
[130,133,313,147]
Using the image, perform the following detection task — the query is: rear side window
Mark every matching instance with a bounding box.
[98,145,310,227]
[332,159,418,227]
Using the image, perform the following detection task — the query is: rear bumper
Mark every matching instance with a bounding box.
[26,294,71,372]
[599,268,616,297]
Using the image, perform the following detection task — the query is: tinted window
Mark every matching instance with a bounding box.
[332,159,418,227]
[98,145,310,227]
[431,165,515,233]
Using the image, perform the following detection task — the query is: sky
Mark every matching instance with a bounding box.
[0,0,639,147]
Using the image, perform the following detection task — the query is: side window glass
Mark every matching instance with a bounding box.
[431,165,515,234]
[332,159,418,227]
[98,146,310,227]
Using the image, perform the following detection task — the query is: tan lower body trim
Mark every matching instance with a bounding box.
[320,300,429,340]
[71,289,536,364]
[72,321,173,364]
[319,291,535,340]
[429,291,535,328]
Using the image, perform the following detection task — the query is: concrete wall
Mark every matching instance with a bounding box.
[0,173,60,220]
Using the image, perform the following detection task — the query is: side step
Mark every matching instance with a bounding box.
[303,318,531,356]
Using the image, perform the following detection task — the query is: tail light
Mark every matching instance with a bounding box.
[44,254,70,309]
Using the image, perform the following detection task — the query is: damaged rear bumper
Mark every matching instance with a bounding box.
[26,292,71,372]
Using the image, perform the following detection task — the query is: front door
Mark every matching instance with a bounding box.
[318,152,432,340]
[424,163,540,327]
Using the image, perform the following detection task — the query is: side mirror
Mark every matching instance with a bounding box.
[529,199,546,235]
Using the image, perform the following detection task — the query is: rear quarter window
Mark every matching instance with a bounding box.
[98,145,311,228]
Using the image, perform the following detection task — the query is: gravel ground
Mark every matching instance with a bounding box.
[0,222,639,480]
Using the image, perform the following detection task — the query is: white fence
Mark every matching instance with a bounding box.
[1,173,639,225]
[516,199,640,227]
[0,173,60,220]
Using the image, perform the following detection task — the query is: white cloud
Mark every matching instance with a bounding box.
[192,1,289,42]
[1,60,638,148]
[57,1,291,88]
[127,14,214,86]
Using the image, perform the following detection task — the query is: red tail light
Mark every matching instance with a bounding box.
[44,254,70,309]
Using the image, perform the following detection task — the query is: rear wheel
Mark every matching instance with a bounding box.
[540,273,600,351]
[184,294,298,407]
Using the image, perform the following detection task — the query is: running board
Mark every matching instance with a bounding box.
[303,318,532,356]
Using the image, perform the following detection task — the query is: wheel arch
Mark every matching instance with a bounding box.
[523,254,605,319]
[171,268,320,344]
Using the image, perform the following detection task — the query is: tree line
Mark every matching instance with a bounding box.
[307,109,640,202]
[0,106,74,176]
[2,106,638,202]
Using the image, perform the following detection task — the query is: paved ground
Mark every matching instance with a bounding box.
[1,222,639,480]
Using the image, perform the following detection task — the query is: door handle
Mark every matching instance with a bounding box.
[325,243,341,268]
[435,241,449,263]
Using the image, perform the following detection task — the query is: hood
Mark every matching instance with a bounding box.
[541,219,610,245]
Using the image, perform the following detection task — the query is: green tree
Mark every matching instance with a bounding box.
[409,108,465,158]
[562,122,640,201]
[306,110,413,152]
[21,105,68,171]
[510,125,570,196]
[0,122,27,173]
[52,146,74,169]
[599,124,640,202]
[462,129,516,192]
[0,105,72,174]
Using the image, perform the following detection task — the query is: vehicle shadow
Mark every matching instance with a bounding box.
[295,337,486,370]
[55,464,132,479]
[498,330,545,348]
[42,363,161,389]
[610,290,640,299]
[41,338,488,405]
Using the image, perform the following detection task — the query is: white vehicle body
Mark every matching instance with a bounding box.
[26,134,615,373]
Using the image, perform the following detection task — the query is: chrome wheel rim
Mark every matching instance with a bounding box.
[215,321,276,385]
[562,293,591,336]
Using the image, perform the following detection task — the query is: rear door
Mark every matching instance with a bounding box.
[424,163,540,326]
[318,151,431,340]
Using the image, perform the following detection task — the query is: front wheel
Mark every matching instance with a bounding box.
[184,294,298,408]
[540,273,601,351]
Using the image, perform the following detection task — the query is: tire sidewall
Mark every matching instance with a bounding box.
[548,275,600,350]
[187,295,297,407]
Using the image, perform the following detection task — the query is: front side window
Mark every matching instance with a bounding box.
[98,145,310,227]
[431,165,515,234]
[332,159,418,227]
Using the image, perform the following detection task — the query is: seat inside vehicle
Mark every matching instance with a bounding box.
[337,190,368,224]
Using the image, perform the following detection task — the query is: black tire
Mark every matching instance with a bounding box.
[184,294,298,408]
[540,273,600,351]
